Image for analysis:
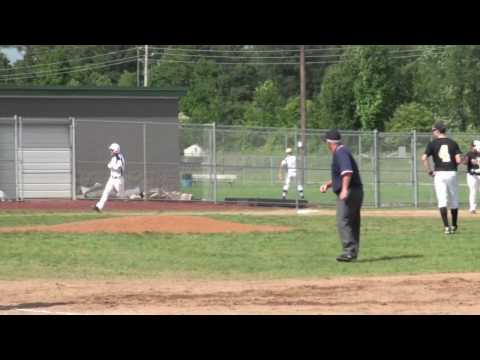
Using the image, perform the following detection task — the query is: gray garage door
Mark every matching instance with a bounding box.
[19,120,73,199]
[0,118,16,200]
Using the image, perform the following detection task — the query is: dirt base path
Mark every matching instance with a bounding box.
[2,272,480,315]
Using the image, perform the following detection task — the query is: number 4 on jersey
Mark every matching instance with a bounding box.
[438,145,451,163]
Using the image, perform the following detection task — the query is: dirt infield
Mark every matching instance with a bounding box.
[1,272,480,315]
[0,199,269,213]
[0,215,290,234]
[2,199,479,219]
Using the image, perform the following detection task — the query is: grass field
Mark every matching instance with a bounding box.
[1,212,480,281]
[182,181,473,207]
[181,150,476,206]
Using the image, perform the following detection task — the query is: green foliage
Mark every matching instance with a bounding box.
[180,60,223,123]
[387,102,435,132]
[118,71,137,87]
[280,96,313,128]
[312,62,361,130]
[352,46,403,130]
[6,45,480,132]
[243,80,284,127]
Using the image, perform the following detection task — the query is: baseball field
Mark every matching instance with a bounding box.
[1,200,480,314]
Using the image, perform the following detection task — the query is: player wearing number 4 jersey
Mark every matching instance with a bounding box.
[422,122,462,235]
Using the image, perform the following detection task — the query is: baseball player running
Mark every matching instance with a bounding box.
[94,143,126,212]
[422,122,462,234]
[463,140,480,214]
[279,148,304,200]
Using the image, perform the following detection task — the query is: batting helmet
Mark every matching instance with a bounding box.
[109,143,121,154]
[285,148,293,154]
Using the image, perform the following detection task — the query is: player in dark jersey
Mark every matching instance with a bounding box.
[421,122,462,234]
[463,140,480,214]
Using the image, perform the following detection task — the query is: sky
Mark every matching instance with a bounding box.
[0,47,24,63]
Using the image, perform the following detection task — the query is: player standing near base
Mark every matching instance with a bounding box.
[278,148,304,200]
[422,122,462,234]
[94,143,126,212]
[463,140,480,214]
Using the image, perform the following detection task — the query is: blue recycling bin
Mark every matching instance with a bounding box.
[181,174,193,188]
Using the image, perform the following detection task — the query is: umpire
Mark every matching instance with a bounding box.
[320,130,363,262]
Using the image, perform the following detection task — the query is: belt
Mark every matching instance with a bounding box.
[111,175,122,179]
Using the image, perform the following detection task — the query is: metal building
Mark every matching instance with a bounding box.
[0,87,185,200]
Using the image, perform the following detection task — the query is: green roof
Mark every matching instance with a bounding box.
[0,86,187,98]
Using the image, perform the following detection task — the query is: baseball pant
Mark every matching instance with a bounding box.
[283,173,304,192]
[434,171,459,209]
[96,176,125,210]
[336,187,363,257]
[467,173,480,212]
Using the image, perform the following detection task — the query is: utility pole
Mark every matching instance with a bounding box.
[144,45,149,87]
[136,46,140,87]
[299,45,306,195]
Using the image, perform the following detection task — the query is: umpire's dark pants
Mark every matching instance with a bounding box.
[336,186,363,257]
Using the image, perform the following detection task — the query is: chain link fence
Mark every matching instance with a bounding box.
[0,117,17,201]
[2,116,480,208]
[199,125,480,208]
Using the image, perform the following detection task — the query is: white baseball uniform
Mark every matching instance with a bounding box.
[281,155,304,193]
[96,153,126,210]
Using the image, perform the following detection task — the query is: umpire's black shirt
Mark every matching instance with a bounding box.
[331,145,363,195]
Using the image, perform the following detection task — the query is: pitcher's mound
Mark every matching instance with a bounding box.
[0,215,290,234]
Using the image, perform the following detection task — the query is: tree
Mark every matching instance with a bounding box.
[352,46,403,131]
[10,45,138,86]
[311,61,361,130]
[179,60,223,123]
[118,71,137,87]
[0,51,12,84]
[280,96,313,128]
[386,102,435,132]
[243,80,284,127]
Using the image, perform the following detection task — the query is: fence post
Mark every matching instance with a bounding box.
[212,122,217,204]
[143,123,147,200]
[373,129,380,208]
[70,117,77,200]
[358,133,362,170]
[13,115,18,201]
[19,116,24,201]
[412,130,419,208]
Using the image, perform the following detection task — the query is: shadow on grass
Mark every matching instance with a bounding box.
[357,254,424,263]
[0,302,74,311]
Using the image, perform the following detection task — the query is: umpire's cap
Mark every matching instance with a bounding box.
[324,129,342,143]
[432,122,447,133]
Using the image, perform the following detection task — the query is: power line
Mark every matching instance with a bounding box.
[0,47,138,74]
[0,45,454,81]
[151,46,447,61]
[147,48,447,66]
[1,57,137,81]
[0,56,138,79]
[149,45,450,54]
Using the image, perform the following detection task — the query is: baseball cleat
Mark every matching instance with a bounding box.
[93,205,102,213]
[470,210,476,214]
[336,254,357,262]
[451,225,458,234]
[444,227,452,235]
